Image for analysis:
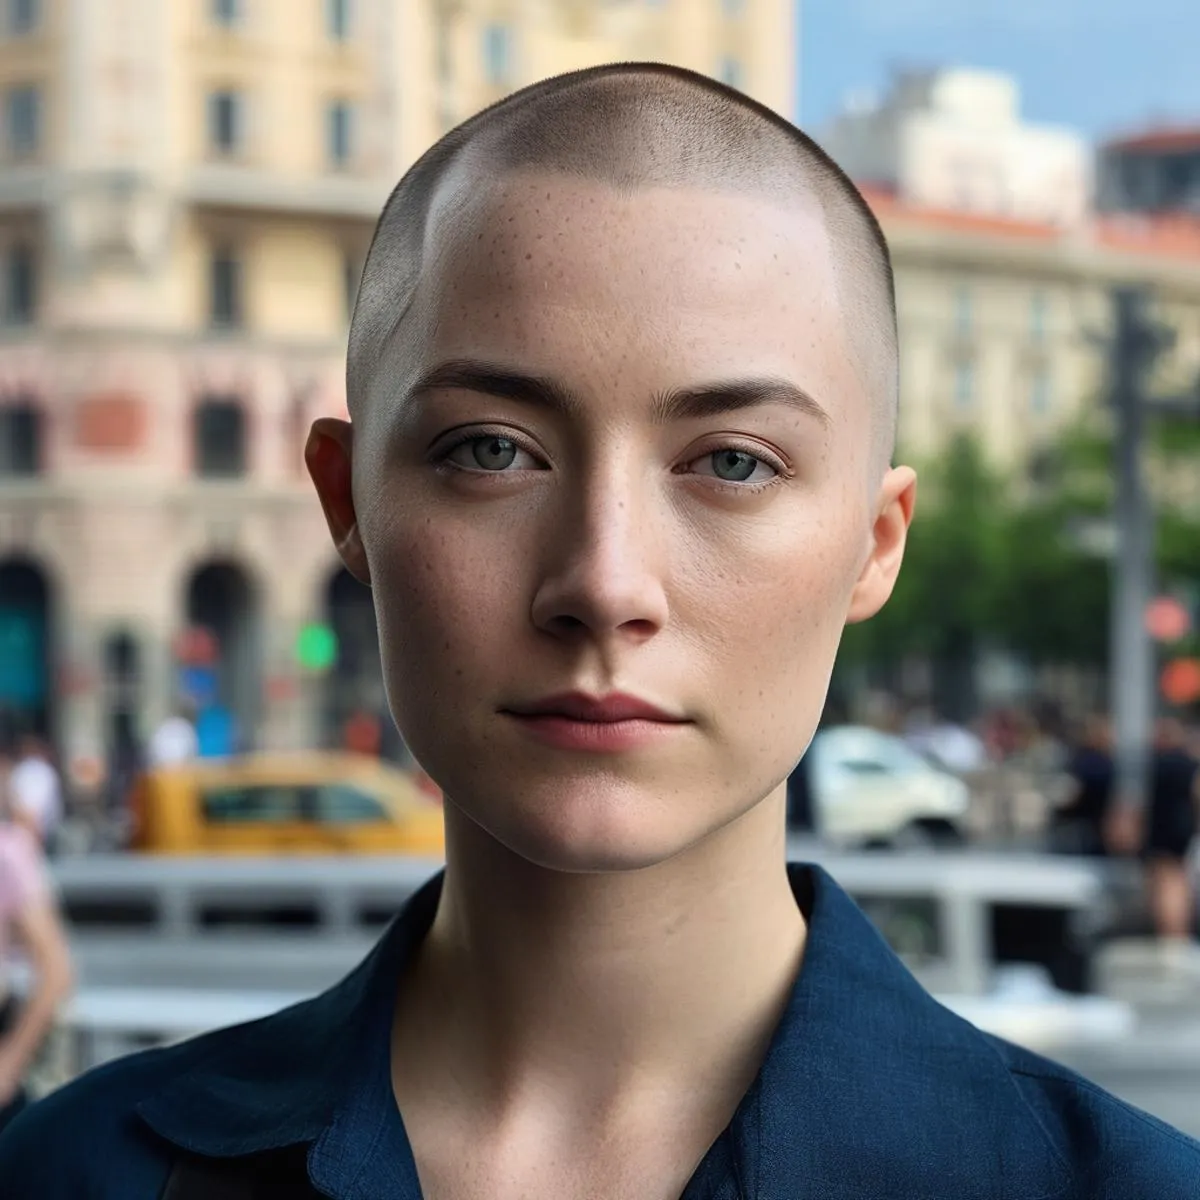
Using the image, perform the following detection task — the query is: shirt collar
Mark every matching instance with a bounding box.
[726,866,1072,1199]
[135,871,441,1165]
[137,865,1071,1199]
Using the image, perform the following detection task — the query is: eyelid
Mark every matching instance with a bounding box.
[431,425,550,471]
[682,438,790,479]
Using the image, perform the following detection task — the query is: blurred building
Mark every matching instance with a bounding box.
[0,0,796,778]
[816,70,1200,471]
[822,68,1091,228]
[1097,127,1200,215]
[870,191,1200,470]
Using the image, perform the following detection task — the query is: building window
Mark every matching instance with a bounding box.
[5,243,34,324]
[1030,290,1047,343]
[342,252,361,321]
[0,403,41,477]
[327,0,350,39]
[327,100,353,169]
[717,57,744,89]
[1030,367,1052,415]
[211,0,240,26]
[6,85,40,158]
[208,89,243,156]
[194,398,246,478]
[953,359,974,408]
[483,24,512,86]
[9,0,38,34]
[209,248,243,329]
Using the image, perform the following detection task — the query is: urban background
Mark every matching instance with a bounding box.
[1,0,1200,1143]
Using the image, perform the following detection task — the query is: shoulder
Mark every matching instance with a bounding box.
[0,1023,246,1199]
[988,1034,1200,1196]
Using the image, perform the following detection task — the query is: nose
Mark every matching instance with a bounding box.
[530,473,669,646]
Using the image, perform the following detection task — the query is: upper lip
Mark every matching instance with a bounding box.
[505,692,687,723]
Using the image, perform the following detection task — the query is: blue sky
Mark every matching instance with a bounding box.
[799,0,1199,143]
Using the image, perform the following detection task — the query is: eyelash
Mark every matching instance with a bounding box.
[432,428,787,490]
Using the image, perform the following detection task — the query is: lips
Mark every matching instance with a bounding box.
[501,692,690,753]
[504,691,686,723]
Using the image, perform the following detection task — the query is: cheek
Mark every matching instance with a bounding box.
[681,497,862,649]
[677,502,863,748]
[364,507,514,687]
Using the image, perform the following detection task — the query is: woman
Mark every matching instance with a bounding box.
[0,774,74,1133]
[3,63,1200,1197]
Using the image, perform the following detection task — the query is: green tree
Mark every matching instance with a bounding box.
[995,417,1112,668]
[839,433,1008,715]
[837,411,1200,714]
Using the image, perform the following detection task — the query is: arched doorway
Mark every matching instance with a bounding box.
[184,561,261,754]
[0,558,53,745]
[324,568,403,760]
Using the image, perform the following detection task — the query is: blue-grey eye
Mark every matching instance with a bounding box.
[711,449,759,482]
[470,437,518,470]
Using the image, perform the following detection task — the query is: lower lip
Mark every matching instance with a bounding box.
[505,714,688,752]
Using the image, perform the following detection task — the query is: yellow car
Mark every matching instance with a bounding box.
[126,752,445,857]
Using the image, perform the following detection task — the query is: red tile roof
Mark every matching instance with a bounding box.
[856,185,1200,262]
[1103,127,1200,155]
[860,186,1058,242]
[1095,213,1200,258]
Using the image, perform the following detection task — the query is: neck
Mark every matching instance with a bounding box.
[392,787,806,1125]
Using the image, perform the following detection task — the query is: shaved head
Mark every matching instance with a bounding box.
[348,62,898,468]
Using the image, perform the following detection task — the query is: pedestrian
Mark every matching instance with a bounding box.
[146,705,199,768]
[3,62,1199,1196]
[0,784,74,1134]
[5,736,63,857]
[1049,713,1114,857]
[1143,716,1200,952]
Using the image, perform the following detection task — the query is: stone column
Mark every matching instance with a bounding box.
[54,618,107,810]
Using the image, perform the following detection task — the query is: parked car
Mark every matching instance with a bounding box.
[791,725,970,850]
[125,752,445,857]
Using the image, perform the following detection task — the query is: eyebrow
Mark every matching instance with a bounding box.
[406,358,832,430]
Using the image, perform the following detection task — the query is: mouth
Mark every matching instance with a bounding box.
[501,691,691,752]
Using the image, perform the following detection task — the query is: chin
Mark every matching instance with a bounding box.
[446,777,726,876]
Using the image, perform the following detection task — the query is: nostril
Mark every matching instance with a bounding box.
[547,613,588,634]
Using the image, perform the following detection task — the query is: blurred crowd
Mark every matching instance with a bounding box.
[856,696,1200,946]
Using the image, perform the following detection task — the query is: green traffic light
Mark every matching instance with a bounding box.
[296,623,338,671]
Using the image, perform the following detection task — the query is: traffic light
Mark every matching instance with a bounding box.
[296,623,338,673]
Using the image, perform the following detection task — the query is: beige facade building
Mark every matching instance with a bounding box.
[875,193,1200,472]
[0,0,796,784]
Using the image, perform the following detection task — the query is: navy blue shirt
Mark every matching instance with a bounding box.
[2,863,1199,1198]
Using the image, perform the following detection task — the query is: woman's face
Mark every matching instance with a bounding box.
[311,173,914,873]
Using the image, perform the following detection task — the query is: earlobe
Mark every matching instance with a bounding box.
[305,418,372,587]
[845,466,917,626]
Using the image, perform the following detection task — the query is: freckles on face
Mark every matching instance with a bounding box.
[357,174,875,868]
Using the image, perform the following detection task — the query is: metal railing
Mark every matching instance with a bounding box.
[15,844,1119,1088]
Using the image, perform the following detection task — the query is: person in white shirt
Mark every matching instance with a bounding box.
[147,708,200,768]
[5,737,63,850]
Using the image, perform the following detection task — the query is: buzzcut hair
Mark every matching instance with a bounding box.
[348,62,899,465]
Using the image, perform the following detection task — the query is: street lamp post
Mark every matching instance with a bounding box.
[1106,286,1200,820]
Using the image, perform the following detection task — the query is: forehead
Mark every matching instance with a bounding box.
[388,170,866,425]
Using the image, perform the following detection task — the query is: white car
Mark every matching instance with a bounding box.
[797,725,970,849]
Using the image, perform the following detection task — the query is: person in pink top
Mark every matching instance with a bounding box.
[0,798,73,1132]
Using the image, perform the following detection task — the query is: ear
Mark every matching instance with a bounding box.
[845,466,917,625]
[305,418,371,586]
